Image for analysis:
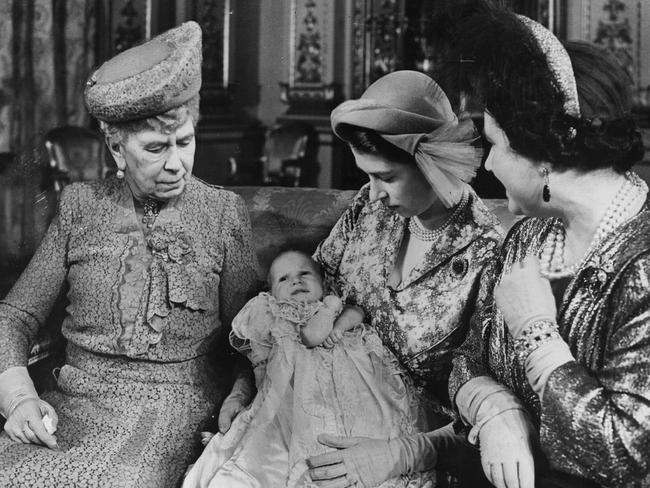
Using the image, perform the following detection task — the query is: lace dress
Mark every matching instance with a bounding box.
[0,177,259,488]
[183,292,436,488]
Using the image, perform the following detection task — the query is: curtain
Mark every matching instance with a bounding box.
[0,0,95,262]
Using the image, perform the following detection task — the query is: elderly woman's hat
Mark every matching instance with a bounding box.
[84,21,202,123]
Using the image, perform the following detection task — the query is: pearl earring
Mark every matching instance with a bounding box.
[116,168,125,179]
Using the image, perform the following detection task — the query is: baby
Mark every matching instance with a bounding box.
[267,249,364,349]
[184,250,432,488]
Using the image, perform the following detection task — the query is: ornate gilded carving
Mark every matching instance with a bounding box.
[295,0,322,84]
[350,0,444,98]
[197,0,226,86]
[193,0,232,118]
[594,0,634,80]
[284,0,339,115]
[114,0,144,53]
[368,0,401,84]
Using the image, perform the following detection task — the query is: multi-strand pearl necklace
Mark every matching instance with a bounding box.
[539,171,648,279]
[408,191,469,242]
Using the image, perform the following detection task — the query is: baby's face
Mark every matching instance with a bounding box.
[269,252,324,303]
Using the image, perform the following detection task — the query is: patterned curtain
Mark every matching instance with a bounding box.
[0,0,96,262]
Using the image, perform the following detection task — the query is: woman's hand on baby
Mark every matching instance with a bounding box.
[495,255,556,338]
[308,434,400,487]
[200,431,215,446]
[217,372,254,433]
[4,398,59,450]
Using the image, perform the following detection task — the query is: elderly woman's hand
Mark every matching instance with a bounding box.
[217,370,254,433]
[4,398,59,450]
[494,255,556,338]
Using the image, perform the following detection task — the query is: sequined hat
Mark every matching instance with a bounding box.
[517,15,580,117]
[84,21,202,123]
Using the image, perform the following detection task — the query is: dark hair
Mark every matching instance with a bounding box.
[436,2,644,172]
[336,123,414,165]
[563,41,644,172]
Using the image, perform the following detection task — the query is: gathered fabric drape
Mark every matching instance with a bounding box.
[0,0,95,262]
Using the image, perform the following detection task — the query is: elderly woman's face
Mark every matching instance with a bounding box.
[483,112,545,216]
[352,147,436,218]
[115,118,195,201]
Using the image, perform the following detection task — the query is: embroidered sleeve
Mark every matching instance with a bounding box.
[313,185,369,292]
[540,252,650,485]
[0,185,75,373]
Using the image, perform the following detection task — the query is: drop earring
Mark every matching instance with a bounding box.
[541,167,550,202]
[116,168,125,179]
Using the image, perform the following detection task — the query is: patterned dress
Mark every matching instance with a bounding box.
[0,176,259,488]
[313,184,503,416]
[450,205,650,488]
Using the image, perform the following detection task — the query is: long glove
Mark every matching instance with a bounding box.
[0,367,59,450]
[524,340,573,398]
[307,430,441,487]
[455,375,536,488]
[0,366,39,419]
[217,367,254,433]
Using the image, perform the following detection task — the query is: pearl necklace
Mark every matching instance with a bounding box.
[408,191,469,242]
[539,171,648,279]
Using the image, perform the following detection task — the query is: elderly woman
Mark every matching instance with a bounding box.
[297,70,503,487]
[444,6,650,488]
[0,22,257,487]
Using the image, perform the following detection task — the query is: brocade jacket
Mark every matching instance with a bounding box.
[450,205,650,487]
[314,184,503,410]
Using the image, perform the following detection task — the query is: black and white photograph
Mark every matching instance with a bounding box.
[0,1,649,487]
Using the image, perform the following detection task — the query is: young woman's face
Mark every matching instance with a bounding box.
[483,112,545,216]
[269,252,324,303]
[352,147,437,218]
[112,118,196,201]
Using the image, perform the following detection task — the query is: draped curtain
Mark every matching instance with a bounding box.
[0,0,96,262]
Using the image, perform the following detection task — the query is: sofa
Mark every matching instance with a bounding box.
[14,185,518,392]
[229,186,519,276]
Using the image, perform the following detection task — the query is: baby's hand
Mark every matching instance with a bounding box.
[322,295,343,313]
[200,431,216,446]
[322,326,344,349]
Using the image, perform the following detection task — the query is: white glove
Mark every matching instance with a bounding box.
[307,431,439,487]
[4,398,59,450]
[524,340,574,398]
[478,408,536,488]
[456,376,537,488]
[217,369,254,433]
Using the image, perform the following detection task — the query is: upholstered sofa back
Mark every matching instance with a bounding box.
[228,186,519,277]
[20,185,518,387]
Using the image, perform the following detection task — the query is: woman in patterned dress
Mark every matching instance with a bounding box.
[286,70,503,487]
[444,6,650,488]
[0,22,258,487]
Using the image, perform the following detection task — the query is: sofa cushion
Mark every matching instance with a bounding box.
[228,186,357,277]
[15,186,518,375]
[228,186,520,278]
